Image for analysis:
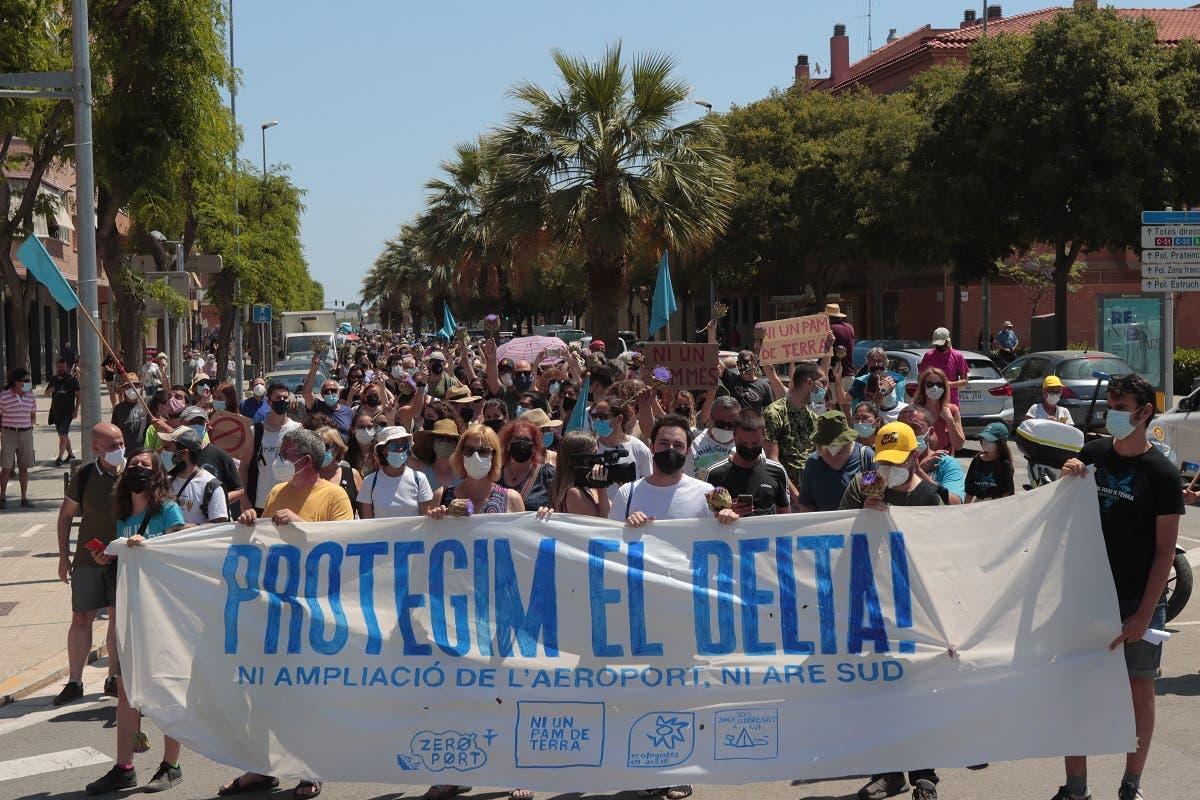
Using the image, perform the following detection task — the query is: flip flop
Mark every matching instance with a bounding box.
[664,787,693,800]
[294,780,322,798]
[509,790,534,800]
[217,774,280,796]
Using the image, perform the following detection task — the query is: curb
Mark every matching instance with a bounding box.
[0,639,109,708]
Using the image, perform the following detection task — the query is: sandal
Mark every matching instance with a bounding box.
[294,780,322,798]
[510,790,534,800]
[424,786,472,800]
[665,787,693,800]
[638,791,667,798]
[217,774,280,796]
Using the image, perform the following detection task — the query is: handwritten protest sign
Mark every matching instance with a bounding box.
[115,478,1132,789]
[639,343,719,389]
[756,313,830,365]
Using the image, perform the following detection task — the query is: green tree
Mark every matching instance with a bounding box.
[488,44,736,346]
[0,0,71,371]
[996,251,1086,321]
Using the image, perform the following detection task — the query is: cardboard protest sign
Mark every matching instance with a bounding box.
[208,410,252,468]
[639,343,719,389]
[757,313,831,365]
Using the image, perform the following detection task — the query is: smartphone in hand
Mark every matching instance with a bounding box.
[84,538,105,556]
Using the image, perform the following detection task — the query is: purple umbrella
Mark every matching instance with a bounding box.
[496,335,567,364]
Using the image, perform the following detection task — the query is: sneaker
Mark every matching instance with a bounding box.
[53,681,83,706]
[912,780,938,800]
[20,498,32,507]
[859,773,909,800]
[144,762,182,793]
[1117,784,1143,800]
[54,457,62,467]
[103,675,119,697]
[1050,787,1092,800]
[86,764,137,795]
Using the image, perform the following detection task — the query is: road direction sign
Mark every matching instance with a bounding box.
[185,254,223,274]
[1141,277,1200,292]
[1141,248,1200,264]
[1141,263,1200,278]
[1142,210,1200,224]
[1141,226,1200,248]
[252,303,272,324]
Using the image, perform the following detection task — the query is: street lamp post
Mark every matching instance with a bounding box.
[229,0,245,398]
[694,100,716,335]
[259,120,277,369]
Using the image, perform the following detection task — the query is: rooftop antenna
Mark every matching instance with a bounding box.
[867,0,874,53]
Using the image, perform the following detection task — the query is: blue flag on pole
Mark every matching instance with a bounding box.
[648,251,677,337]
[565,375,590,433]
[438,300,457,340]
[17,235,79,310]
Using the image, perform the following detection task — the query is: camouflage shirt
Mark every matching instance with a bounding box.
[762,397,816,486]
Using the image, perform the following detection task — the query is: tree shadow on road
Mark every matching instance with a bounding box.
[1155,673,1200,696]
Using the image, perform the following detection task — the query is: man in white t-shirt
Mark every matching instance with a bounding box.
[1026,374,1074,425]
[686,396,738,480]
[159,427,229,525]
[357,426,434,518]
[253,382,302,511]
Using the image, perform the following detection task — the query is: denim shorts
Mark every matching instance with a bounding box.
[1119,594,1167,679]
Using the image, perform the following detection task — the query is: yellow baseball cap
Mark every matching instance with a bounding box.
[874,422,918,465]
[1042,375,1064,390]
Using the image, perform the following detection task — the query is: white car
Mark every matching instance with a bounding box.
[1153,384,1200,480]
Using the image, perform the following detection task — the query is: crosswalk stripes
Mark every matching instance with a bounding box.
[0,746,111,782]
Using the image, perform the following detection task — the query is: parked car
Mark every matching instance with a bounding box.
[1001,350,1132,432]
[265,365,327,396]
[1154,383,1200,480]
[856,348,1013,437]
[852,339,926,370]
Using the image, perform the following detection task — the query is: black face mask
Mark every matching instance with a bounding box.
[270,398,290,415]
[365,394,381,407]
[483,419,504,433]
[509,438,534,463]
[736,444,763,462]
[653,448,686,476]
[561,396,577,412]
[125,467,153,493]
[459,406,475,423]
[430,361,444,374]
[514,373,533,392]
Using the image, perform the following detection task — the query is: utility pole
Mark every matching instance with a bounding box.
[229,0,245,397]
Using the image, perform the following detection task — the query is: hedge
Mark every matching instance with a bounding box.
[1176,348,1200,393]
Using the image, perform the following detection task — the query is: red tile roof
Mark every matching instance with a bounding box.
[822,6,1200,92]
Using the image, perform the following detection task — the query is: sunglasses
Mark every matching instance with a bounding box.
[386,443,411,453]
[711,420,736,430]
[925,382,945,389]
[461,446,494,458]
[674,407,693,415]
[514,371,532,378]
[590,411,613,421]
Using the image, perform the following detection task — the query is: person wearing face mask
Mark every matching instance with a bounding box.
[796,411,876,512]
[763,361,822,499]
[412,418,464,491]
[140,352,162,398]
[424,350,460,400]
[852,401,882,455]
[426,424,523,515]
[1026,374,1073,424]
[212,382,237,415]
[481,399,510,435]
[176,406,245,515]
[591,397,652,490]
[687,396,739,480]
[189,372,214,411]
[54,422,126,707]
[315,426,362,515]
[554,380,580,422]
[83,449,187,796]
[918,327,970,406]
[898,405,966,505]
[912,366,965,453]
[497,418,556,511]
[446,384,483,426]
[225,429,350,800]
[358,426,431,518]
[850,347,906,410]
[517,408,561,463]
[0,367,37,509]
[248,383,302,514]
[348,412,379,474]
[110,373,149,459]
[1057,373,1184,800]
[964,422,1014,502]
[720,349,775,413]
[46,357,80,466]
[302,353,353,438]
[705,410,790,516]
[157,428,229,525]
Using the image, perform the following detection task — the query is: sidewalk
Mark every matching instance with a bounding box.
[0,393,113,704]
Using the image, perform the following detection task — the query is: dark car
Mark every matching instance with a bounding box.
[1002,350,1133,431]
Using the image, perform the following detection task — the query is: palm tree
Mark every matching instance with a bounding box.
[363,224,435,332]
[488,43,736,345]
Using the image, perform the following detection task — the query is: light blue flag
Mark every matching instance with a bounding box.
[17,235,79,310]
[438,300,457,340]
[648,251,677,337]
[565,375,590,434]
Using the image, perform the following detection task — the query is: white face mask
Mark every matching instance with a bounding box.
[824,442,850,458]
[500,374,514,389]
[924,385,944,400]
[252,384,266,397]
[463,452,492,480]
[1045,392,1062,405]
[710,425,735,444]
[981,440,998,453]
[880,464,910,489]
[102,447,126,468]
[123,388,138,402]
[273,456,297,483]
[354,428,376,445]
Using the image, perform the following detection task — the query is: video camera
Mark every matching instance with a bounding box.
[573,445,637,488]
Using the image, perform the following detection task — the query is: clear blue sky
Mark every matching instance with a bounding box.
[229,0,1196,305]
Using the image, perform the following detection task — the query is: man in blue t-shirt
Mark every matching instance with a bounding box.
[797,410,875,512]
[899,405,965,504]
[302,353,352,438]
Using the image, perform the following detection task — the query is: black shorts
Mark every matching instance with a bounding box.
[71,564,116,612]
[1119,594,1167,679]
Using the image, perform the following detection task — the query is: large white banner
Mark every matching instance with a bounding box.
[115,476,1134,789]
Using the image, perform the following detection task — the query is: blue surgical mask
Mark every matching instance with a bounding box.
[158,450,176,471]
[812,387,828,404]
[189,424,207,440]
[515,406,528,417]
[1106,409,1140,440]
[387,450,409,468]
[853,422,876,439]
[212,399,227,412]
[593,419,614,438]
[542,431,556,448]
[321,449,334,468]
[322,393,339,407]
[915,434,927,452]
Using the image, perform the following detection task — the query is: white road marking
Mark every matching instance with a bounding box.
[0,683,108,736]
[1169,620,1200,626]
[0,746,110,782]
[18,524,44,538]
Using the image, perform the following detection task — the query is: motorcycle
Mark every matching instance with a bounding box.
[1016,370,1193,622]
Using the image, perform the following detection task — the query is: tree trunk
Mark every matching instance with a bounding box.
[1053,240,1081,350]
[587,257,623,353]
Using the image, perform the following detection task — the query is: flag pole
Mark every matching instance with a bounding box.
[73,299,155,420]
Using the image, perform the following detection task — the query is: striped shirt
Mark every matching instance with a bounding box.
[0,388,36,428]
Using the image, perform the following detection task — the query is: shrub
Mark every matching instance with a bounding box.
[1175,348,1200,393]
